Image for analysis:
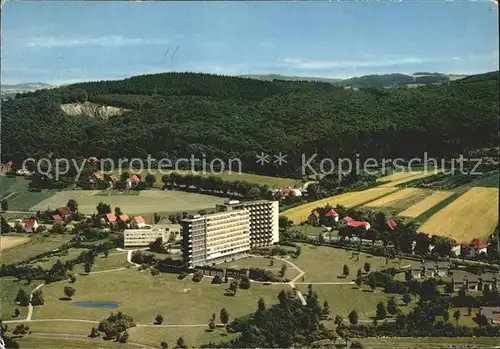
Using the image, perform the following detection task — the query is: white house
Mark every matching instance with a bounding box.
[468,239,488,258]
[23,219,39,233]
[451,240,461,257]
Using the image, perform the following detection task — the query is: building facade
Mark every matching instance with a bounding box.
[217,200,280,248]
[124,228,167,247]
[181,209,251,268]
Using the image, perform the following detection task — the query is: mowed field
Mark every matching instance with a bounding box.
[31,189,226,215]
[282,187,399,224]
[398,191,455,218]
[0,176,54,211]
[418,187,499,242]
[378,171,438,187]
[364,188,433,211]
[0,235,30,251]
[117,170,302,189]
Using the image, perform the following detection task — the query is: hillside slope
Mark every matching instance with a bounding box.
[2,71,498,177]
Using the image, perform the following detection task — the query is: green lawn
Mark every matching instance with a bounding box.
[128,326,239,348]
[129,170,302,189]
[358,336,500,348]
[32,269,286,325]
[0,278,43,319]
[298,284,411,320]
[0,233,73,265]
[293,244,412,282]
[28,248,89,269]
[31,189,226,215]
[73,252,130,274]
[218,255,301,281]
[0,176,55,211]
[15,336,136,349]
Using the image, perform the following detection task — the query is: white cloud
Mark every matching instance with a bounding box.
[20,35,170,48]
[282,57,429,70]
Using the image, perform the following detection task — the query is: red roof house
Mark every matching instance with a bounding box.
[105,213,117,223]
[23,219,39,233]
[311,210,320,217]
[470,239,487,250]
[325,209,339,217]
[132,215,146,228]
[6,161,13,167]
[119,214,130,222]
[387,219,397,230]
[56,206,72,219]
[52,215,63,222]
[347,221,371,230]
[343,216,354,223]
[130,175,140,182]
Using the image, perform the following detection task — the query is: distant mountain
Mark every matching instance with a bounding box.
[241,72,469,89]
[1,82,54,98]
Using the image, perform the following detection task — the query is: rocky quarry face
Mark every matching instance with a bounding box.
[60,102,128,118]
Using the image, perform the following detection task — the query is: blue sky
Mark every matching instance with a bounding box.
[2,1,498,85]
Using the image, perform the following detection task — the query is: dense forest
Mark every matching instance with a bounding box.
[2,71,498,178]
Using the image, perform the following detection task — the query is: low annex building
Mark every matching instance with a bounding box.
[124,228,167,247]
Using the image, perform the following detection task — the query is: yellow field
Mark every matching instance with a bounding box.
[282,187,399,224]
[0,235,30,251]
[364,188,426,208]
[418,187,499,242]
[399,191,455,218]
[378,171,438,187]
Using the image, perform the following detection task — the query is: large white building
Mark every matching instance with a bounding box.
[124,228,167,247]
[181,200,279,267]
[218,200,280,248]
[181,209,251,267]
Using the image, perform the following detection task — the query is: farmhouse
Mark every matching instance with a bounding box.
[467,239,488,257]
[131,215,146,228]
[105,213,117,224]
[23,219,39,233]
[387,219,397,230]
[325,209,339,222]
[56,206,72,220]
[479,307,500,325]
[451,239,461,257]
[307,210,320,225]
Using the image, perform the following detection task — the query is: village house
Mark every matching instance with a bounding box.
[126,175,141,189]
[387,219,397,230]
[412,261,451,279]
[105,213,118,224]
[479,307,500,325]
[411,263,423,279]
[52,214,63,223]
[131,215,146,228]
[452,274,480,292]
[23,219,39,233]
[307,210,320,226]
[276,188,302,198]
[325,209,339,222]
[467,239,488,257]
[339,216,370,230]
[56,206,73,220]
[451,239,462,257]
[119,214,130,223]
[481,272,500,290]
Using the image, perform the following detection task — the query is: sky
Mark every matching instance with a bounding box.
[2,1,499,85]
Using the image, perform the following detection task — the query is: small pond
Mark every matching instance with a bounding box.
[72,301,120,309]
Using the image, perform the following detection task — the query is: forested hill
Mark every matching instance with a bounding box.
[2,71,498,178]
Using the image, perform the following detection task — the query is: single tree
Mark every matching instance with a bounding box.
[258,298,266,312]
[115,207,123,215]
[118,330,129,343]
[343,264,350,278]
[89,327,99,338]
[443,310,450,323]
[364,262,371,273]
[355,276,363,288]
[357,268,363,278]
[31,289,44,306]
[376,302,387,319]
[15,289,30,306]
[211,275,223,284]
[348,310,359,325]
[318,233,325,244]
[334,315,343,326]
[269,259,274,267]
[208,319,216,331]
[176,337,187,349]
[387,297,398,315]
[69,274,76,283]
[211,312,216,322]
[160,341,168,349]
[322,300,330,319]
[453,309,461,325]
[228,280,238,295]
[220,308,229,326]
[369,274,377,292]
[155,314,164,325]
[402,292,412,305]
[103,249,109,258]
[64,286,75,300]
[84,262,92,274]
[279,264,287,278]
[13,308,20,317]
